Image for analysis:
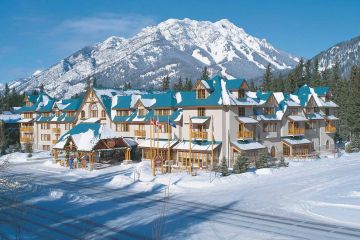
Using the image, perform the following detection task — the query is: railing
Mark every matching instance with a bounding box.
[52,128,61,134]
[288,128,305,135]
[20,127,33,133]
[237,130,254,140]
[191,131,208,140]
[134,130,146,137]
[20,137,33,143]
[325,125,336,133]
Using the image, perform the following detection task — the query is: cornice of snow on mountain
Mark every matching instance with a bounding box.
[7,18,299,98]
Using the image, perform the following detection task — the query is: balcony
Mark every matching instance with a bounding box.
[20,127,33,133]
[325,125,336,133]
[52,128,61,134]
[20,137,33,143]
[191,131,208,140]
[134,130,146,137]
[288,128,305,135]
[52,140,58,145]
[237,130,254,140]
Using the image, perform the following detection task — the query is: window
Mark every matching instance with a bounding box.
[55,111,61,117]
[138,109,145,116]
[42,145,50,151]
[101,110,106,118]
[305,107,314,114]
[41,134,51,141]
[89,103,98,118]
[24,113,33,118]
[197,89,206,99]
[197,107,206,117]
[263,123,277,132]
[325,108,329,115]
[238,107,245,116]
[25,101,32,107]
[116,123,129,132]
[65,123,71,130]
[160,124,170,133]
[264,107,275,115]
[155,109,170,116]
[43,112,50,117]
[238,89,245,99]
[40,123,50,130]
[116,110,130,116]
[305,121,315,129]
[67,111,75,117]
[81,110,85,119]
[283,144,290,156]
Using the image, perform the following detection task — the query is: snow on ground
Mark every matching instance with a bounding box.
[1,152,360,239]
[0,151,52,163]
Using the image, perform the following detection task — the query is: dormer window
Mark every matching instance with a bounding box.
[55,110,61,117]
[67,111,75,117]
[238,89,245,99]
[101,110,106,118]
[116,110,130,116]
[25,101,32,107]
[138,109,145,116]
[89,103,98,118]
[43,112,50,117]
[264,107,275,115]
[155,109,170,116]
[197,89,206,99]
[81,110,85,119]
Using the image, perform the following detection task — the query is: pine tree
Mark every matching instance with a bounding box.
[39,84,44,93]
[321,68,331,86]
[92,77,97,87]
[161,76,170,91]
[184,78,193,91]
[233,155,249,174]
[263,63,272,90]
[256,153,269,169]
[4,83,10,97]
[304,60,312,85]
[312,58,321,86]
[293,58,305,88]
[249,80,256,91]
[173,77,183,91]
[201,67,210,80]
[124,82,131,90]
[220,157,228,176]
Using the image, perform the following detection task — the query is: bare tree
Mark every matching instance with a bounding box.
[152,179,171,240]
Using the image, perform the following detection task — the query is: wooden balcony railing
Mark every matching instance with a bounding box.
[191,131,208,140]
[20,127,33,133]
[237,130,254,140]
[288,128,305,135]
[52,128,61,134]
[134,130,146,137]
[325,125,336,133]
[20,137,33,143]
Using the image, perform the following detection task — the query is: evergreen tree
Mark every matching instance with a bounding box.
[256,153,270,169]
[277,157,289,167]
[124,82,131,90]
[201,67,210,80]
[312,58,321,86]
[263,63,272,90]
[220,157,228,176]
[39,84,44,93]
[233,155,249,174]
[184,78,193,91]
[304,60,312,85]
[173,77,183,91]
[249,80,256,91]
[92,76,98,87]
[4,83,10,97]
[321,68,331,86]
[161,75,170,91]
[293,58,305,88]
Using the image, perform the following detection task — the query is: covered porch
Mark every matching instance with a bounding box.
[231,140,267,166]
[282,137,315,158]
[53,122,138,170]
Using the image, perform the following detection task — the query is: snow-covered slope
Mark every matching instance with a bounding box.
[313,36,360,77]
[9,18,299,98]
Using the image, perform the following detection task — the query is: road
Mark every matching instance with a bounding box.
[1,161,359,240]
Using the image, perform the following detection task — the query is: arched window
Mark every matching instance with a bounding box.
[271,146,276,158]
[81,110,85,119]
[89,103,98,118]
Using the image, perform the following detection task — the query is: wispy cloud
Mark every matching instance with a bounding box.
[51,13,157,53]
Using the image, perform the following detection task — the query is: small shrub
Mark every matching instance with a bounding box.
[277,157,289,167]
[220,158,228,176]
[233,155,249,174]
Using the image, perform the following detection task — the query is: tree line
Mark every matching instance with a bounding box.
[261,59,360,147]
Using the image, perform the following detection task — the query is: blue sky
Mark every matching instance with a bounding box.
[0,0,359,83]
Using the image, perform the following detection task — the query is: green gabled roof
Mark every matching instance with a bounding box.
[36,114,53,122]
[28,95,39,103]
[225,78,246,90]
[19,93,54,113]
[112,95,132,109]
[139,92,176,108]
[256,91,272,102]
[56,98,82,111]
[52,113,76,123]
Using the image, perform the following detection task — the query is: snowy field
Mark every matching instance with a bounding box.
[1,152,360,239]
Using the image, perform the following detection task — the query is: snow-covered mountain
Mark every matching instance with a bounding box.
[314,36,360,77]
[7,18,299,98]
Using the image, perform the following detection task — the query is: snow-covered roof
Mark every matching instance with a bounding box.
[231,141,266,151]
[190,116,210,124]
[237,117,258,124]
[17,118,33,123]
[138,139,178,149]
[288,115,308,122]
[83,118,100,123]
[325,115,339,121]
[282,138,311,145]
[0,113,21,123]
[306,113,324,120]
[174,140,221,151]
